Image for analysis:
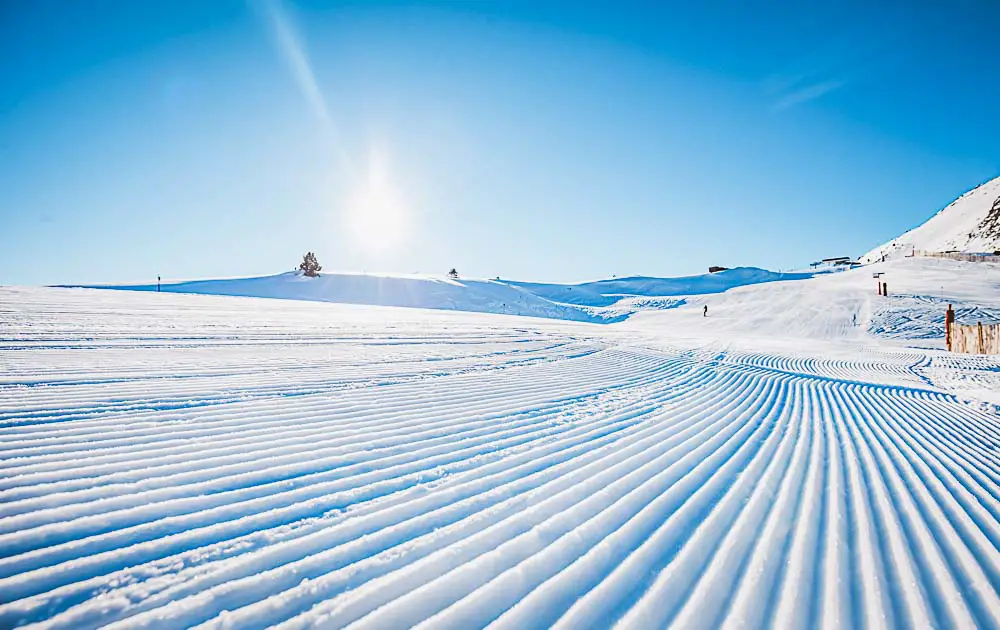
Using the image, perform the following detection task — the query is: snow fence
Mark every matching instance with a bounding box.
[948,320,1000,354]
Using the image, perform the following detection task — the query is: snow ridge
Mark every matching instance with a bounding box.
[67,267,812,324]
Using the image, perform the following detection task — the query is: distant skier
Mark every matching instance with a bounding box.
[703,305,708,317]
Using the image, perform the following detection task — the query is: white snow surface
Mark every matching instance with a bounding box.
[863,175,1000,262]
[3,257,1000,629]
[71,267,813,324]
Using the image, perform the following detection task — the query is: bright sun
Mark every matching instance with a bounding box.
[348,151,407,253]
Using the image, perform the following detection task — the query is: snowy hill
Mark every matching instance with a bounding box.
[94,272,608,323]
[629,256,1000,351]
[61,259,1000,349]
[74,267,813,324]
[862,175,1000,262]
[505,268,812,307]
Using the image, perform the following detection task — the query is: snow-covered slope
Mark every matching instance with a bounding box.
[863,175,1000,262]
[505,268,812,307]
[93,272,610,323]
[2,264,999,628]
[73,267,813,323]
[629,257,1000,346]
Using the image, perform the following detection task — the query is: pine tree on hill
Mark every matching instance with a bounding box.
[299,252,322,277]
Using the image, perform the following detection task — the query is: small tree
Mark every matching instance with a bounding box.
[448,268,459,279]
[299,252,322,277]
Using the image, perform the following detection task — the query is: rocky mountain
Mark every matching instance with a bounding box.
[862,175,1000,262]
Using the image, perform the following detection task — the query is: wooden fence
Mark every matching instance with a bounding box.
[914,250,1000,263]
[945,305,1000,354]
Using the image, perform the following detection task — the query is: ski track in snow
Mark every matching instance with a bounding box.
[1,287,999,629]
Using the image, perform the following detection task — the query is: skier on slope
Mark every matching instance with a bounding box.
[703,305,708,317]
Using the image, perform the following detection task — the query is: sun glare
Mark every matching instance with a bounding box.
[348,151,408,253]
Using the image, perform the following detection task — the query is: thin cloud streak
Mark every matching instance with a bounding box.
[771,78,846,111]
[254,0,355,178]
[763,21,901,112]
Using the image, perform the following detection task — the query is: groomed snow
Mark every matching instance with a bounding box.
[2,257,1000,629]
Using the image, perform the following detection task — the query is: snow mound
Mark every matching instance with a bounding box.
[506,268,812,307]
[73,267,813,323]
[95,272,612,323]
[863,175,1000,262]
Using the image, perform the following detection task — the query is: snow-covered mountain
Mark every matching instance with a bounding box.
[862,175,1000,262]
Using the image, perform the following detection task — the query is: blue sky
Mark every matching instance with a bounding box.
[1,0,997,284]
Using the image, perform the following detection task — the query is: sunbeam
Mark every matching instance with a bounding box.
[253,0,355,178]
